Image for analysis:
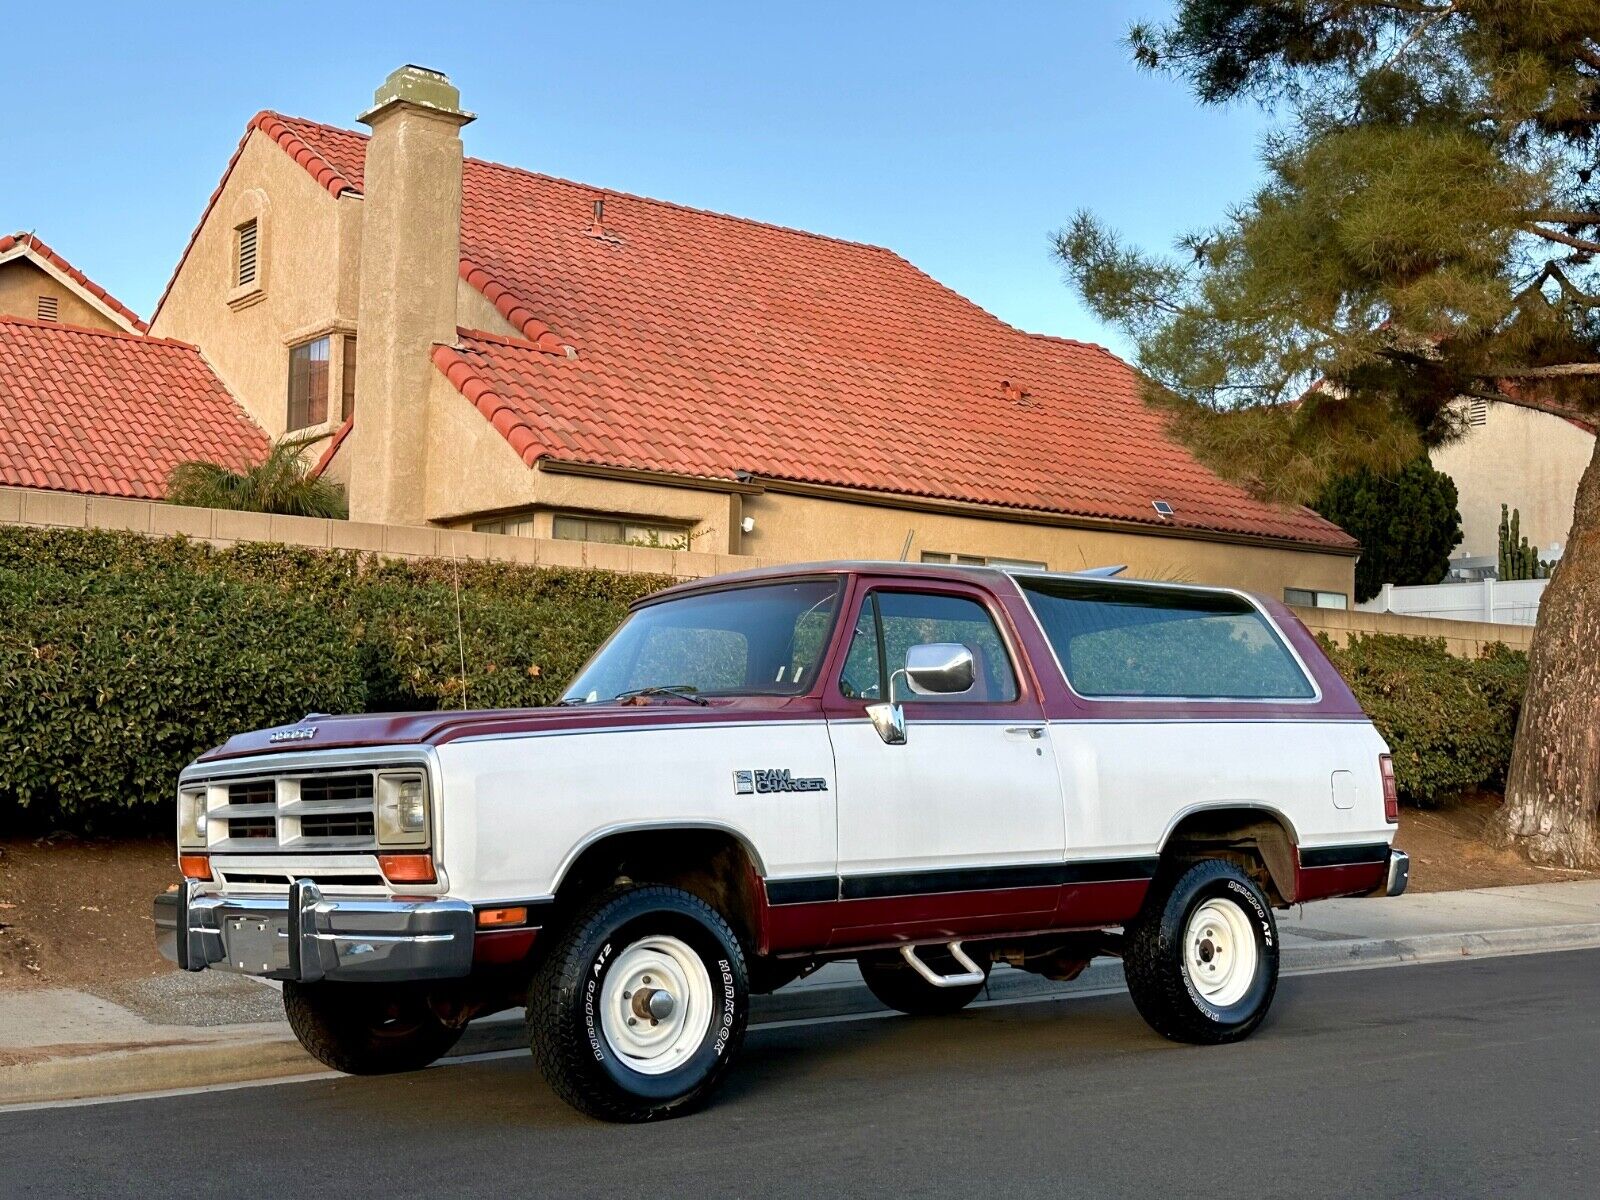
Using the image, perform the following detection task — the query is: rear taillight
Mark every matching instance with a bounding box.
[1379,754,1399,823]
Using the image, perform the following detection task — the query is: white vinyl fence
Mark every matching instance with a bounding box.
[1358,578,1548,626]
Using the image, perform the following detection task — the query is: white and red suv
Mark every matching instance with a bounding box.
[156,562,1407,1121]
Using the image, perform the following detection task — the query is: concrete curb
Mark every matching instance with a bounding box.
[5,922,1599,1109]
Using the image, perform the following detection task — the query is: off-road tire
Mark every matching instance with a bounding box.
[858,947,991,1016]
[528,885,749,1122]
[282,981,464,1075]
[1124,858,1279,1045]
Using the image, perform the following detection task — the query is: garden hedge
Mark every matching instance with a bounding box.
[0,527,1530,831]
[0,527,669,832]
[1319,633,1528,806]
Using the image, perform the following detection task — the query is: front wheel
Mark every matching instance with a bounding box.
[1124,859,1279,1044]
[528,885,748,1122]
[282,982,464,1075]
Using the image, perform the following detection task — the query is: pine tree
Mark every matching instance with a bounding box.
[1058,2,1600,865]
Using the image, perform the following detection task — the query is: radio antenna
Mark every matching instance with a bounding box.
[451,541,470,711]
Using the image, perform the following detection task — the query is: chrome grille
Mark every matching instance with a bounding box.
[299,813,376,839]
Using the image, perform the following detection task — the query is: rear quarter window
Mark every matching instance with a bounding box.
[1018,578,1316,701]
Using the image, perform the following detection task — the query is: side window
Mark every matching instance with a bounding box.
[839,601,882,700]
[1019,579,1315,700]
[838,590,1019,703]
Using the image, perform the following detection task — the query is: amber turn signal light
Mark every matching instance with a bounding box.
[477,906,529,929]
[378,854,437,884]
[179,855,212,881]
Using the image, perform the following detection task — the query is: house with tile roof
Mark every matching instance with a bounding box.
[14,65,1359,600]
[0,233,266,499]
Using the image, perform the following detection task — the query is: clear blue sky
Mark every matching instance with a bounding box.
[1,1,1268,357]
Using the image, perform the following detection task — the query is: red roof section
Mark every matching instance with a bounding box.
[0,232,148,332]
[0,315,267,499]
[257,114,1355,550]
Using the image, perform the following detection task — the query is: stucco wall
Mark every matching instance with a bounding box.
[1294,604,1533,657]
[150,130,361,442]
[740,486,1355,598]
[1432,402,1595,562]
[0,258,125,331]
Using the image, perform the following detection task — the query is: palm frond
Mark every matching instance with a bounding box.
[166,432,348,519]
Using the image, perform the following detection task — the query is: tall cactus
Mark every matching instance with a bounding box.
[1498,504,1543,580]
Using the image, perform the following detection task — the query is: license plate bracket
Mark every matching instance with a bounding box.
[225,914,291,975]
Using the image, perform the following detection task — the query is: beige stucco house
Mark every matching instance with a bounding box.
[1432,399,1595,576]
[7,66,1359,601]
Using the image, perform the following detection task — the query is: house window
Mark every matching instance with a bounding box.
[235,219,259,289]
[1284,588,1348,610]
[36,296,58,322]
[340,337,357,422]
[473,513,540,538]
[287,336,330,430]
[552,515,692,549]
[921,551,1047,570]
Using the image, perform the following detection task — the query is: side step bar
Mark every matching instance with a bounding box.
[899,941,986,988]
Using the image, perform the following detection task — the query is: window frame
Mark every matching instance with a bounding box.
[834,582,1027,707]
[286,335,332,432]
[1011,574,1323,707]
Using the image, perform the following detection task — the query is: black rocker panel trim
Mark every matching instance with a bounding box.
[1298,842,1392,869]
[764,858,1161,906]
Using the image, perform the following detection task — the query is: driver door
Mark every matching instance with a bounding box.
[822,579,1066,941]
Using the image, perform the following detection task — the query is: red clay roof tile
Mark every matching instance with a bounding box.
[0,315,267,499]
[256,114,1355,550]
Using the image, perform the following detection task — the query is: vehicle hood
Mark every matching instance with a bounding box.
[198,698,816,762]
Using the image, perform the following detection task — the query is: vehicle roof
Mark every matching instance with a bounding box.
[640,560,1259,606]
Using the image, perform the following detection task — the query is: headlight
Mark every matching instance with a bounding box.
[178,785,209,850]
[376,771,430,847]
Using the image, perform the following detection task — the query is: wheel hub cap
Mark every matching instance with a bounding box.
[600,935,713,1076]
[1183,897,1259,1008]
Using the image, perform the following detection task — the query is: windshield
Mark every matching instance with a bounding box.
[561,579,843,704]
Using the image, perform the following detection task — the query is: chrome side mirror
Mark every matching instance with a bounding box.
[904,642,975,696]
[865,702,907,745]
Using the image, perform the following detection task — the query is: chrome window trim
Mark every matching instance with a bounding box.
[1005,571,1324,706]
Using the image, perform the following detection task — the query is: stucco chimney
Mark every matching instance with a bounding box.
[347,65,474,524]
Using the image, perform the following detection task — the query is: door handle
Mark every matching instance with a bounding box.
[1005,726,1045,740]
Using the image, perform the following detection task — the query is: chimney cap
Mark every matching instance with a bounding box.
[359,64,475,127]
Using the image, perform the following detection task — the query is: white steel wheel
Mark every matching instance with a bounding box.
[599,935,714,1076]
[1183,897,1259,1008]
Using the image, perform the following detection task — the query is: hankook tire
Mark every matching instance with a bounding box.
[1124,858,1279,1044]
[528,884,748,1122]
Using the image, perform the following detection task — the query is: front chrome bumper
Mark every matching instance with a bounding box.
[1380,848,1410,898]
[153,879,474,983]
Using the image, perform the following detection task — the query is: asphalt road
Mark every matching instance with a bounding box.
[4,950,1597,1199]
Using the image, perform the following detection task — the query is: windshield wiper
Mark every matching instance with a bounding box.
[611,685,710,706]
[554,696,593,706]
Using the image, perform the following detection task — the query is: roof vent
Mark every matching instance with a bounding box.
[36,295,58,322]
[1152,500,1175,518]
[1000,379,1031,405]
[586,197,622,244]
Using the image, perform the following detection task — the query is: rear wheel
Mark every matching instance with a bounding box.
[858,946,991,1016]
[282,982,464,1075]
[528,885,748,1122]
[1124,859,1279,1044]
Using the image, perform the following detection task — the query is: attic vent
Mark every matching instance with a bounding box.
[236,219,259,288]
[35,296,58,322]
[1467,398,1489,427]
[1152,500,1175,518]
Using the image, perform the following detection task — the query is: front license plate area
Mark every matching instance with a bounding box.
[225,914,291,975]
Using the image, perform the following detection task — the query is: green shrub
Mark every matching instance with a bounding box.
[1320,634,1528,806]
[0,527,671,832]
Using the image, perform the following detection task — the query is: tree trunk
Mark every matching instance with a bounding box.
[1500,434,1600,867]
